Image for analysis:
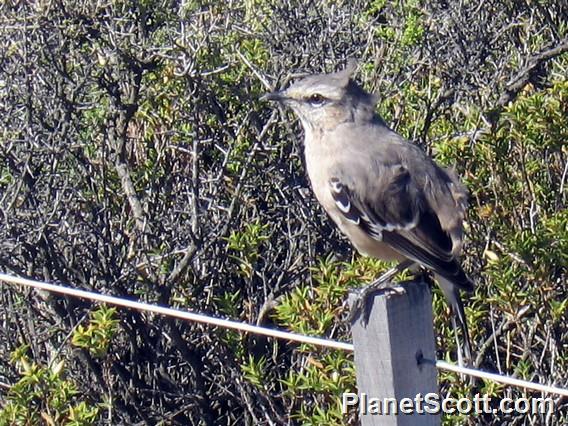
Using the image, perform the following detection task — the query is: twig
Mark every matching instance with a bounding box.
[496,38,568,108]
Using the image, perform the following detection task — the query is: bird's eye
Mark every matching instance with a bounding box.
[307,93,326,106]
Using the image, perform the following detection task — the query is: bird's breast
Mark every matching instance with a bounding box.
[303,144,405,263]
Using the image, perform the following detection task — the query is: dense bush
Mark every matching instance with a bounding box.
[0,0,566,424]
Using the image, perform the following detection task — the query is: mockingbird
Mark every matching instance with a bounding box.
[262,61,474,363]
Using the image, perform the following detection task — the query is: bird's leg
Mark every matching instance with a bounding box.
[368,259,415,290]
[346,259,415,325]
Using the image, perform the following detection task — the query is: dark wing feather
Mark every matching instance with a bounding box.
[328,164,473,292]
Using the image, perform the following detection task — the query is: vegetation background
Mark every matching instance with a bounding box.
[0,0,566,424]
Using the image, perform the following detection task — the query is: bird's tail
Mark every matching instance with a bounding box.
[436,275,472,367]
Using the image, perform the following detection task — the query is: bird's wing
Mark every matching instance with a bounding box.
[328,162,473,291]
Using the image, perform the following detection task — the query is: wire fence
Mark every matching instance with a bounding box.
[1,272,567,398]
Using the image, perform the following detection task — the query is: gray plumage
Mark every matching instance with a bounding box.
[262,61,473,361]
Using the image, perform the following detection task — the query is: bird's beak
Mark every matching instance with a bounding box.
[260,91,287,103]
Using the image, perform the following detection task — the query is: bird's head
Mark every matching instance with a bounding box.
[262,60,377,134]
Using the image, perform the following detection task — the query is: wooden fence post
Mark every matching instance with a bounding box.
[348,278,440,426]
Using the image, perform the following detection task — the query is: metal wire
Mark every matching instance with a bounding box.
[1,272,567,397]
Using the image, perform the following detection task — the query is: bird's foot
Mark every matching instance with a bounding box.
[344,259,414,326]
[344,285,406,325]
